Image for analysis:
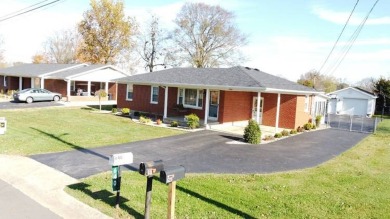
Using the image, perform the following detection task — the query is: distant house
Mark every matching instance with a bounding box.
[327,87,377,117]
[0,64,129,101]
[115,66,322,129]
[311,93,330,124]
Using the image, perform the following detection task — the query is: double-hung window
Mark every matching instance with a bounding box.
[178,88,204,109]
[126,84,133,101]
[304,95,309,112]
[151,86,159,104]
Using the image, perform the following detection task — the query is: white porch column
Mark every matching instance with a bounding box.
[19,77,23,90]
[87,81,91,96]
[275,93,281,132]
[204,89,210,128]
[31,78,34,88]
[163,86,168,119]
[105,82,109,94]
[66,80,71,101]
[256,92,261,123]
[40,77,45,89]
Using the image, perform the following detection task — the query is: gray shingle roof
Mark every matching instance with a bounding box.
[116,66,318,93]
[46,64,108,79]
[0,64,84,77]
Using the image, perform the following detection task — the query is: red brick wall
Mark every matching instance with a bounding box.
[278,95,298,129]
[219,91,252,123]
[117,84,206,117]
[22,78,31,89]
[108,83,116,100]
[44,79,67,96]
[261,93,277,127]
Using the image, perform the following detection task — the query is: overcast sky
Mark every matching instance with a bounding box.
[0,0,389,84]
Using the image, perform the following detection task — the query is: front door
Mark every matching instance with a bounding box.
[252,97,264,124]
[208,91,219,120]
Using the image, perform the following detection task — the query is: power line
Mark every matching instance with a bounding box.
[327,0,380,75]
[318,0,359,74]
[0,0,51,20]
[0,0,61,23]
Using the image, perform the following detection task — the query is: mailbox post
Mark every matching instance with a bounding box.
[0,117,7,135]
[159,166,186,219]
[139,160,164,219]
[109,152,133,209]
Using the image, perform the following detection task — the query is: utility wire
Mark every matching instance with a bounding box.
[327,0,379,75]
[0,0,51,20]
[318,0,360,74]
[0,0,61,23]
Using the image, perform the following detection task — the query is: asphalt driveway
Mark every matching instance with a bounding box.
[30,128,369,179]
[0,100,62,110]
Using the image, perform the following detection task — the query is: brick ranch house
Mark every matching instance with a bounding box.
[0,63,129,101]
[116,66,323,129]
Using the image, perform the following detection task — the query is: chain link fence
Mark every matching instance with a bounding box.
[326,114,379,133]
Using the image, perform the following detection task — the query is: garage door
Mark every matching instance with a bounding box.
[342,98,367,116]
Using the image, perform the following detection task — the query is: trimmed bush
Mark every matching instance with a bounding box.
[312,124,317,129]
[121,108,130,115]
[274,133,282,138]
[133,111,140,117]
[290,129,298,135]
[139,116,151,124]
[263,135,274,141]
[111,108,117,113]
[281,129,290,136]
[297,126,304,132]
[303,123,313,130]
[170,121,179,127]
[315,115,322,127]
[243,119,261,144]
[185,114,200,129]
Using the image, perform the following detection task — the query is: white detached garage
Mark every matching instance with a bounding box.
[327,87,377,117]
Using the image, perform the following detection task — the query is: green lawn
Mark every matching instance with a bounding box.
[66,119,390,218]
[0,107,184,155]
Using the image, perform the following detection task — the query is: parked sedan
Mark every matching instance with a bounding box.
[13,88,62,104]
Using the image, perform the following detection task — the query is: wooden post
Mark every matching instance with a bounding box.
[144,176,153,219]
[167,181,176,219]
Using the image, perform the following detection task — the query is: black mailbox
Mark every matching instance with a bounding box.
[159,166,186,184]
[139,160,164,176]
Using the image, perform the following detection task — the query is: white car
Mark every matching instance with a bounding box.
[13,88,62,104]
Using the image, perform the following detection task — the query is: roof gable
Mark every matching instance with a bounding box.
[328,87,377,99]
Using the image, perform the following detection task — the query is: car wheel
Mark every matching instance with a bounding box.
[26,97,33,104]
[53,96,60,102]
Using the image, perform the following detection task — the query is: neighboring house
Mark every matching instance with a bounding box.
[115,66,322,129]
[0,63,129,101]
[327,87,377,117]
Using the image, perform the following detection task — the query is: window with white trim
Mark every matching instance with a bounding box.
[151,86,159,104]
[126,84,133,101]
[177,88,184,104]
[304,95,309,112]
[178,88,204,108]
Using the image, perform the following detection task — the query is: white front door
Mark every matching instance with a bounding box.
[208,91,219,120]
[252,97,264,124]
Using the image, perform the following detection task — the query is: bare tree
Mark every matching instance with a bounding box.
[138,14,170,72]
[298,70,341,93]
[78,0,136,64]
[173,2,247,68]
[43,29,81,64]
[355,77,375,92]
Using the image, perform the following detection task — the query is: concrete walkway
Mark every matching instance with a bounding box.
[0,155,111,219]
